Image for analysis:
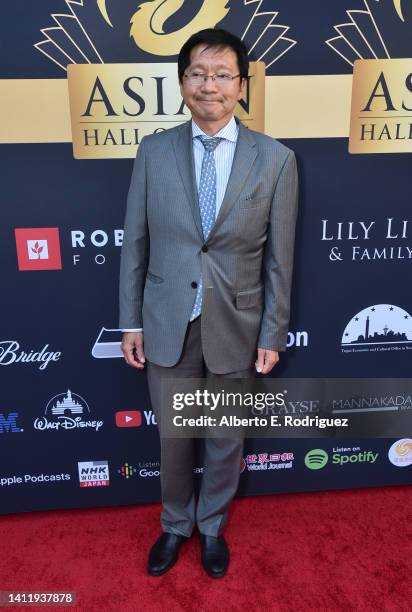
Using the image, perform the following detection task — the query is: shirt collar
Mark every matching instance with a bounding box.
[191,116,238,142]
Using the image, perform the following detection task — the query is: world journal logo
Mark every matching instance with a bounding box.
[341,304,412,354]
[240,451,294,474]
[0,413,23,434]
[326,0,412,154]
[35,1,297,159]
[78,460,109,487]
[34,389,104,432]
[388,438,412,467]
[304,449,329,470]
[14,228,62,271]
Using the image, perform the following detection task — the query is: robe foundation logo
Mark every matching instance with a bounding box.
[35,1,297,159]
[15,228,62,271]
[341,304,412,353]
[326,0,412,153]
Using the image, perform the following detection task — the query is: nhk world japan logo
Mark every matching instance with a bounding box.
[304,447,379,469]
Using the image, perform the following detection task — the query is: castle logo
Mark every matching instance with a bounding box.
[341,304,412,353]
[34,389,104,431]
[35,1,297,159]
[326,0,412,153]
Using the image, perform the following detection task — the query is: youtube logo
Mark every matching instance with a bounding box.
[115,411,142,428]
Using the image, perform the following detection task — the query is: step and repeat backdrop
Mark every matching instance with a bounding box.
[1,0,411,514]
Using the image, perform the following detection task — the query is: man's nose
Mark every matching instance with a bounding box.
[200,76,219,92]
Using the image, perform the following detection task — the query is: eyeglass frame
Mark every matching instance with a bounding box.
[183,72,243,85]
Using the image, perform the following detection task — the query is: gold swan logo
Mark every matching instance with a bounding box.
[97,0,230,55]
[393,0,407,21]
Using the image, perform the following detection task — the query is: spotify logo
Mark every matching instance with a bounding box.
[304,449,329,470]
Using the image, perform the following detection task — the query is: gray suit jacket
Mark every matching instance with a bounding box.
[119,118,298,374]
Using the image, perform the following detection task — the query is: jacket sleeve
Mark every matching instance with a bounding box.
[257,150,298,352]
[119,137,149,329]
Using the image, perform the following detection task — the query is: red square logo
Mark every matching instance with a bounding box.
[15,228,62,271]
[115,411,142,428]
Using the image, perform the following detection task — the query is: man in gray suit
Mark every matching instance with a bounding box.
[120,28,298,578]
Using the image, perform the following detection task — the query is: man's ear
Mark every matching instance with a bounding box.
[238,78,247,100]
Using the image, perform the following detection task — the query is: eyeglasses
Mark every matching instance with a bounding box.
[183,72,241,86]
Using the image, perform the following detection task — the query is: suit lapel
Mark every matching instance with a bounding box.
[206,120,258,242]
[171,118,258,243]
[172,120,203,240]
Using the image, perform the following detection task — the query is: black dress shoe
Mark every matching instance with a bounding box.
[147,532,188,576]
[199,534,229,578]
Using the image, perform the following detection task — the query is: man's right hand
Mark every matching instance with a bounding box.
[121,332,146,369]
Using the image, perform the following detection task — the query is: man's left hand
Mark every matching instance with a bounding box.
[255,348,279,374]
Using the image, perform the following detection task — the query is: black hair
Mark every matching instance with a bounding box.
[178,28,249,83]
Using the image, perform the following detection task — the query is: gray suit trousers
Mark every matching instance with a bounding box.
[146,316,254,537]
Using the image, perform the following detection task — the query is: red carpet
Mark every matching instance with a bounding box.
[1,487,411,612]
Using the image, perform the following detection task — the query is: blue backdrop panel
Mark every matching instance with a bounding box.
[1,0,411,514]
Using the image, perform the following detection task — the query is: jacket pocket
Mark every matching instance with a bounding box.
[235,284,264,310]
[146,271,164,284]
[239,194,271,209]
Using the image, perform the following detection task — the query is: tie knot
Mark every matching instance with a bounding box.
[197,135,222,152]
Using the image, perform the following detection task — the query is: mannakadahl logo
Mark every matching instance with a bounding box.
[35,1,297,159]
[327,0,412,154]
[305,447,379,469]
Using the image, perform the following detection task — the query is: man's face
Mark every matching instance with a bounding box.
[180,44,246,126]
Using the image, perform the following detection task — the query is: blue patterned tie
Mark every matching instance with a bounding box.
[190,136,222,321]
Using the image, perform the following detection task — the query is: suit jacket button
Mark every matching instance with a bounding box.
[191,281,198,289]
[201,245,209,253]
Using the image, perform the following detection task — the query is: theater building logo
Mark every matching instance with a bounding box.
[326,0,412,153]
[341,304,412,353]
[34,389,104,432]
[35,1,298,159]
